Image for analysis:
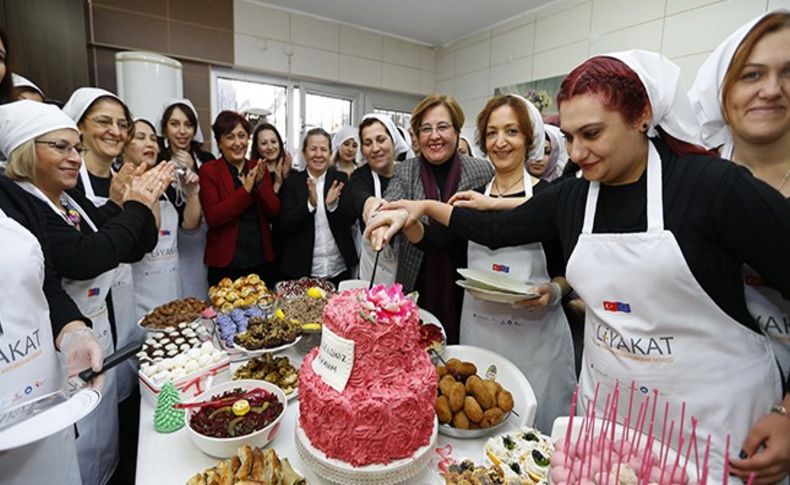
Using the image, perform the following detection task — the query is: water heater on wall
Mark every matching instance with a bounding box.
[115,51,183,123]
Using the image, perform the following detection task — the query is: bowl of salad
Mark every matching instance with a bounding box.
[184,379,287,457]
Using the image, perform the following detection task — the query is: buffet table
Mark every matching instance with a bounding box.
[135,347,529,485]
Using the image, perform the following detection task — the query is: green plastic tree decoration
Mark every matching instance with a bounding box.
[154,382,185,433]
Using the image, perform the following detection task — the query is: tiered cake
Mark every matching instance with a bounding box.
[298,284,437,467]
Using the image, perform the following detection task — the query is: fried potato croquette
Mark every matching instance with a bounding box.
[480,407,505,428]
[435,395,452,424]
[439,375,456,397]
[453,411,470,429]
[463,395,483,423]
[496,390,514,412]
[448,382,466,412]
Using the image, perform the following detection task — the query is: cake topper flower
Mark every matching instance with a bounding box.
[358,284,415,325]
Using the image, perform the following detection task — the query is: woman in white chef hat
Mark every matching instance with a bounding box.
[689,10,790,483]
[331,125,361,177]
[0,99,105,485]
[157,98,214,301]
[11,73,44,102]
[368,50,790,484]
[6,97,169,485]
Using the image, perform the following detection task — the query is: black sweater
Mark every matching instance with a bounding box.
[0,176,86,339]
[345,164,392,229]
[450,138,790,335]
[33,189,158,280]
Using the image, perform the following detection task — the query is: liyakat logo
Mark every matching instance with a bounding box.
[491,263,510,273]
[87,287,100,297]
[594,322,675,358]
[159,229,171,236]
[603,301,631,313]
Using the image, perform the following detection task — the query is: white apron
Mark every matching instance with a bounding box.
[132,195,181,321]
[460,170,575,432]
[566,144,781,484]
[743,265,790,385]
[178,218,209,300]
[17,181,121,485]
[0,208,82,485]
[79,163,140,401]
[358,171,398,285]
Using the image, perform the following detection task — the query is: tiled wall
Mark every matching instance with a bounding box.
[436,0,790,135]
[87,0,235,146]
[233,0,437,95]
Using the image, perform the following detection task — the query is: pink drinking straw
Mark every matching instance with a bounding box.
[680,417,697,483]
[659,401,670,470]
[625,381,636,441]
[723,434,731,485]
[639,434,655,483]
[690,417,700,482]
[600,382,619,449]
[614,418,629,485]
[632,397,650,460]
[678,401,687,449]
[628,399,646,459]
[700,435,711,485]
[646,389,659,450]
[659,420,675,485]
[605,392,620,485]
[668,433,684,484]
[565,385,579,461]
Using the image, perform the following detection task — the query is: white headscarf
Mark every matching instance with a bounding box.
[359,113,412,160]
[688,9,789,157]
[459,135,476,158]
[398,124,416,160]
[544,124,568,182]
[506,94,546,161]
[156,98,205,144]
[62,87,124,124]
[0,100,78,157]
[605,50,702,146]
[331,125,362,164]
[11,74,44,99]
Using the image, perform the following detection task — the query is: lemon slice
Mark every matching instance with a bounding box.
[306,287,326,299]
[232,399,250,416]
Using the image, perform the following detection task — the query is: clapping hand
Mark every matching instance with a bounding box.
[126,161,174,209]
[326,180,344,206]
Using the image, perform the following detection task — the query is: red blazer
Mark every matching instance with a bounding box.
[199,157,281,267]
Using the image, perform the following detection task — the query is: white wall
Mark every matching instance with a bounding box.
[233,0,437,96]
[437,0,790,135]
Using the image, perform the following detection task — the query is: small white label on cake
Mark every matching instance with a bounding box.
[312,325,355,392]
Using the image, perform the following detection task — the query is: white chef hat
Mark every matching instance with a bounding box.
[688,9,789,156]
[62,87,124,124]
[11,73,45,99]
[156,98,205,144]
[604,50,702,146]
[506,94,546,162]
[0,100,78,157]
[331,125,362,164]
[544,124,568,182]
[359,113,412,161]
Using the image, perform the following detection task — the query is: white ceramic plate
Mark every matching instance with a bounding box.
[456,279,540,304]
[457,268,539,296]
[438,345,537,438]
[231,335,302,357]
[0,389,102,451]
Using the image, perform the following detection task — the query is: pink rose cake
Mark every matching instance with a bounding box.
[299,284,438,467]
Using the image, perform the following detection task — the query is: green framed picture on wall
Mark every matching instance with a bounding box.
[494,74,566,117]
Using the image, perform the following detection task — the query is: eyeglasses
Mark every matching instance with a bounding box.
[35,140,88,155]
[90,116,130,132]
[417,123,453,137]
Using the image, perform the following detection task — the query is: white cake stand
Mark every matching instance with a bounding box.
[295,411,438,485]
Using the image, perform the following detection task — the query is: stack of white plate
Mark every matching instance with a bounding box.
[456,268,541,304]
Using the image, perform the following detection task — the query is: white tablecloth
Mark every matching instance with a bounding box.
[135,346,530,484]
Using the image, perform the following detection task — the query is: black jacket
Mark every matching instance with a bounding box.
[277,169,357,279]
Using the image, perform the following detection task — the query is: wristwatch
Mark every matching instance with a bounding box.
[771,405,789,417]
